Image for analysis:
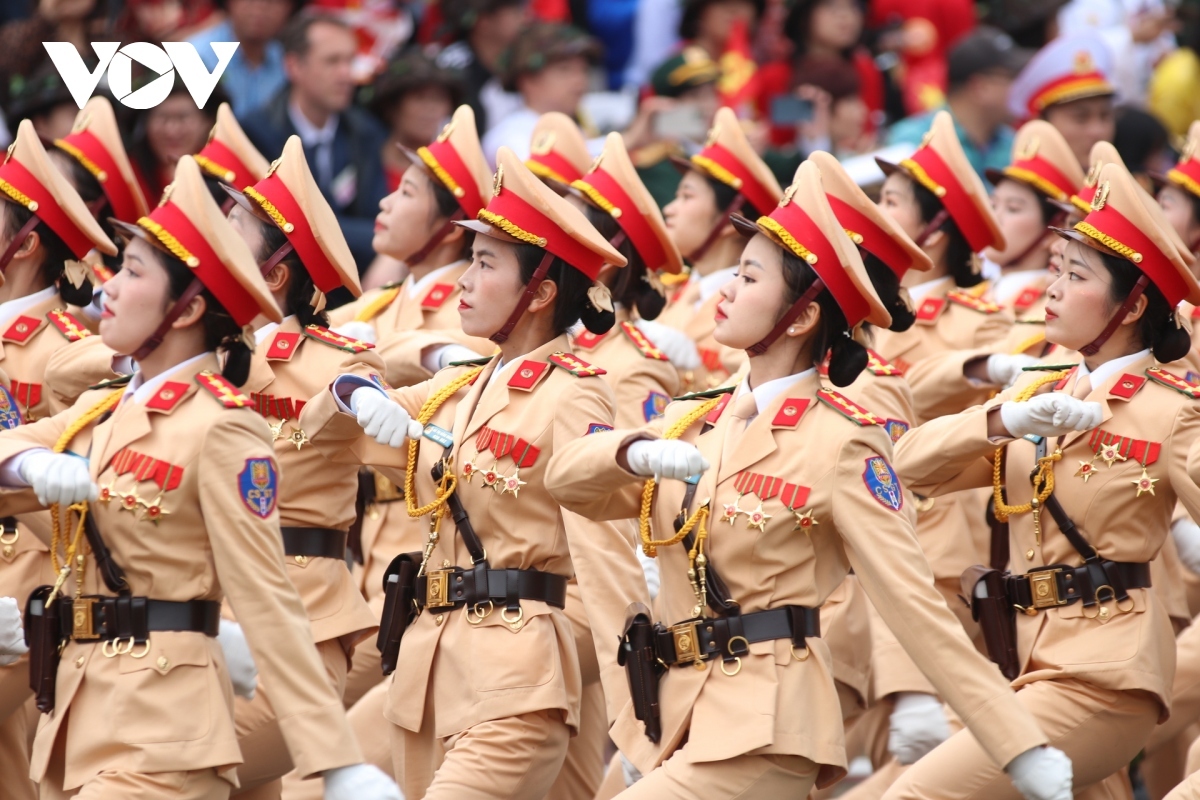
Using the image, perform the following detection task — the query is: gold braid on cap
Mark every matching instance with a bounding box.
[418,147,464,199]
[691,154,743,190]
[1073,221,1143,263]
[54,140,107,182]
[243,187,294,233]
[526,160,571,186]
[1070,195,1093,215]
[477,209,548,247]
[138,217,199,267]
[1003,166,1067,201]
[0,178,36,211]
[843,228,863,244]
[1035,78,1112,111]
[757,216,818,265]
[899,158,946,198]
[570,179,621,217]
[194,154,236,184]
[1169,168,1200,200]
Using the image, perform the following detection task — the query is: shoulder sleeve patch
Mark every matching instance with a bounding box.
[618,321,668,361]
[1146,367,1200,399]
[47,310,92,342]
[239,458,279,518]
[816,389,884,426]
[0,385,22,429]
[586,422,613,435]
[302,324,375,353]
[947,291,1002,314]
[643,391,669,421]
[196,370,252,408]
[548,351,607,377]
[863,456,904,510]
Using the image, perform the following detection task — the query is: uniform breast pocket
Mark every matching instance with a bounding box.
[467,605,559,693]
[115,633,214,744]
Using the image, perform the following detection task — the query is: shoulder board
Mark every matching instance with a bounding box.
[46,309,91,342]
[1146,367,1200,399]
[88,373,134,390]
[673,385,736,402]
[865,349,903,376]
[195,370,252,408]
[448,355,494,367]
[619,321,668,361]
[947,291,1002,314]
[302,324,374,353]
[548,352,606,377]
[816,388,884,426]
[1021,363,1079,372]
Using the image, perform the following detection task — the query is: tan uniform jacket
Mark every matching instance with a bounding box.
[301,334,635,738]
[544,370,1048,785]
[572,319,680,430]
[241,317,383,646]
[0,354,362,788]
[656,276,745,393]
[896,354,1200,719]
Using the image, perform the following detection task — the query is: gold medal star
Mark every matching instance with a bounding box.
[792,507,818,535]
[481,463,502,492]
[97,479,118,506]
[499,468,526,498]
[1133,468,1158,497]
[288,427,309,451]
[461,455,479,483]
[744,501,772,532]
[139,494,170,525]
[1075,459,1097,482]
[268,420,286,442]
[720,496,743,526]
[1098,444,1126,467]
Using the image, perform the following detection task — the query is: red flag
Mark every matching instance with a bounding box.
[718,18,758,110]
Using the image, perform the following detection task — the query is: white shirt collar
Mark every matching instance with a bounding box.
[696,265,737,306]
[992,269,1048,307]
[287,100,338,145]
[124,352,211,405]
[736,367,818,418]
[407,260,467,299]
[905,275,954,305]
[1077,349,1151,389]
[0,285,58,330]
[255,315,294,345]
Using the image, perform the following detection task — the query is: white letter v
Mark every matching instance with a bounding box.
[43,43,120,109]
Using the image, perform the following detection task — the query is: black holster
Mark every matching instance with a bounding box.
[24,586,62,713]
[960,565,1019,681]
[617,605,663,743]
[377,552,422,675]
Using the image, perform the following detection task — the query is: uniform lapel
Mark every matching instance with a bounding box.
[1060,353,1154,451]
[394,286,425,332]
[717,372,818,483]
[245,318,302,396]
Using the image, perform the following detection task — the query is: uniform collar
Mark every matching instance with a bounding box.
[906,274,954,305]
[124,351,210,405]
[736,366,818,420]
[697,265,737,305]
[1077,348,1151,390]
[0,285,58,330]
[407,259,468,299]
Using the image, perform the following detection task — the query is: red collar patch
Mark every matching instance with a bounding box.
[574,330,608,350]
[1108,374,1146,399]
[145,381,191,413]
[266,331,303,361]
[914,296,945,324]
[507,360,551,391]
[771,397,811,428]
[2,315,43,344]
[421,283,455,309]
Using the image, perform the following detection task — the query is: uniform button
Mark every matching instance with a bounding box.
[1025,550,1035,560]
[434,615,444,626]
[75,656,84,668]
[2,545,11,558]
[441,559,451,568]
[156,656,169,670]
[294,555,308,566]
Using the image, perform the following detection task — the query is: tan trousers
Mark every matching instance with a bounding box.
[41,732,231,800]
[547,583,606,800]
[617,746,819,799]
[1143,621,1200,799]
[231,638,349,796]
[882,679,1159,799]
[341,632,383,710]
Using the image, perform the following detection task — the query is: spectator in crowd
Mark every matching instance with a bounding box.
[787,57,876,157]
[360,48,463,193]
[983,0,1067,49]
[1008,35,1115,170]
[116,0,218,42]
[481,21,601,165]
[1057,0,1177,103]
[679,0,764,64]
[623,0,683,88]
[128,83,226,204]
[867,0,977,115]
[5,61,78,142]
[434,0,528,135]
[189,0,298,117]
[1149,8,1200,137]
[242,13,389,274]
[887,26,1028,182]
[0,0,109,108]
[1113,105,1172,194]
[306,0,416,83]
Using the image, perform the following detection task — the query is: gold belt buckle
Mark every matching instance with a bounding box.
[670,620,705,668]
[1029,568,1066,610]
[425,569,454,611]
[72,597,99,640]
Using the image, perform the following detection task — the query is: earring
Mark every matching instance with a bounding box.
[787,327,796,334]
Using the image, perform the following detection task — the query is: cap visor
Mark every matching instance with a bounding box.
[874,157,901,176]
[729,212,760,239]
[984,167,1005,186]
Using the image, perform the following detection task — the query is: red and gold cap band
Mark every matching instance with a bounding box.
[691,142,778,217]
[244,174,342,294]
[421,138,487,218]
[1074,204,1190,306]
[572,168,669,272]
[481,186,607,280]
[55,129,141,224]
[1028,72,1112,115]
[527,150,585,186]
[825,194,912,279]
[0,157,95,257]
[195,138,258,190]
[901,146,994,252]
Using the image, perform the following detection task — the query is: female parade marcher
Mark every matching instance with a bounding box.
[890,157,1200,797]
[655,107,783,392]
[1159,121,1200,262]
[543,159,1070,799]
[0,119,120,800]
[0,154,398,799]
[221,135,383,797]
[301,147,631,800]
[195,102,272,209]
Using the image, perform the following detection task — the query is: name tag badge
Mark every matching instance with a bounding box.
[422,424,454,449]
[1022,434,1045,445]
[685,473,701,485]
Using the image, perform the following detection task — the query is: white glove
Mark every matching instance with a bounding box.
[620,752,643,787]
[633,319,701,371]
[349,388,422,448]
[331,321,377,346]
[888,692,950,765]
[324,764,403,800]
[18,450,97,507]
[216,620,257,700]
[1172,519,1200,575]
[0,597,27,666]
[625,439,709,481]
[1006,746,1073,800]
[986,354,1041,388]
[436,344,482,370]
[998,395,1102,439]
[636,546,661,599]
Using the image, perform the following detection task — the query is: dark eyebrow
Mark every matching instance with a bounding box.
[740,258,763,271]
[474,247,496,259]
[1068,256,1096,274]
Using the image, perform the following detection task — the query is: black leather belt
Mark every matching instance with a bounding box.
[414,565,568,614]
[59,595,221,642]
[654,605,821,669]
[281,527,348,559]
[1007,561,1151,613]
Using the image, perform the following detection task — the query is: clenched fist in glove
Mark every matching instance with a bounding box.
[625,439,710,481]
[216,620,257,699]
[1007,746,1073,800]
[0,597,28,666]
[350,388,423,448]
[1172,518,1200,575]
[986,354,1041,388]
[888,692,950,765]
[324,764,404,800]
[999,394,1102,439]
[19,450,97,507]
[633,319,701,370]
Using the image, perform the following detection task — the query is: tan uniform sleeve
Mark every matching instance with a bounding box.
[545,423,664,522]
[893,398,1011,497]
[834,432,1047,768]
[299,377,431,475]
[0,400,87,521]
[374,329,493,389]
[903,312,1012,422]
[43,338,124,414]
[868,599,937,697]
[611,362,680,431]
[200,412,362,778]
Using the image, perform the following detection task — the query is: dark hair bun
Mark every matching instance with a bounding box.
[635,283,667,320]
[58,274,96,307]
[580,303,616,335]
[826,333,868,387]
[221,336,253,386]
[1153,316,1192,364]
[887,296,916,332]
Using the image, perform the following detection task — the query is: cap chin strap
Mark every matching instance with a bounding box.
[1078,273,1149,357]
[490,250,555,344]
[220,196,236,215]
[747,278,825,357]
[688,195,746,263]
[260,241,295,277]
[914,209,950,248]
[998,212,1066,269]
[0,215,43,274]
[407,209,466,267]
[131,279,206,362]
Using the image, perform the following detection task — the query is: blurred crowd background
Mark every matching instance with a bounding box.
[0,0,1194,290]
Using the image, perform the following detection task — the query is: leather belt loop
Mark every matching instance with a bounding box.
[130,597,148,644]
[504,568,521,614]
